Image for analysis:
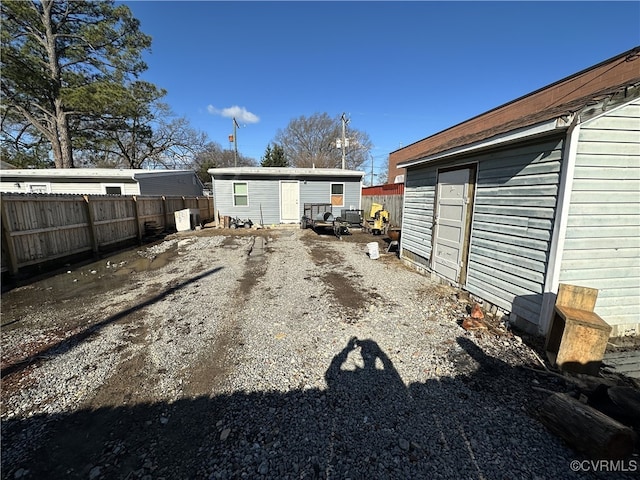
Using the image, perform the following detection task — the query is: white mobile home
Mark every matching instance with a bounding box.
[208,167,364,225]
[390,47,640,337]
[0,168,204,196]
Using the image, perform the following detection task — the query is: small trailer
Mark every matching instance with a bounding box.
[301,203,351,239]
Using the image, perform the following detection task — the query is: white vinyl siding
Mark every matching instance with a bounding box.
[26,183,51,193]
[401,167,437,268]
[401,136,564,326]
[103,184,125,195]
[300,179,360,217]
[559,99,640,336]
[466,138,563,324]
[212,174,362,225]
[49,182,139,195]
[0,170,201,196]
[215,179,279,224]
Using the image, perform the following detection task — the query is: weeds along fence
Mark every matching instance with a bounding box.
[1,193,214,275]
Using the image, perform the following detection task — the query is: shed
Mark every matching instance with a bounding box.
[208,167,364,225]
[391,47,640,338]
[0,168,204,196]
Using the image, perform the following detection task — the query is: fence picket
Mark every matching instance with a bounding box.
[1,193,214,274]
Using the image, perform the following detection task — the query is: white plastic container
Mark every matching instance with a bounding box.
[367,242,380,260]
[174,208,200,232]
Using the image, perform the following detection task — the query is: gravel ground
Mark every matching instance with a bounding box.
[1,227,637,480]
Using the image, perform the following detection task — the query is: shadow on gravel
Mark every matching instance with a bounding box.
[2,337,634,480]
[0,267,223,379]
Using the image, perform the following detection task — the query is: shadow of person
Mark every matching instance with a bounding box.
[323,337,412,475]
[9,334,639,479]
[325,337,405,394]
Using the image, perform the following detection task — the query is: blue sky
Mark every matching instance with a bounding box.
[122,1,640,179]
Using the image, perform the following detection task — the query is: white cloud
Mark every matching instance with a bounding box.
[207,105,260,124]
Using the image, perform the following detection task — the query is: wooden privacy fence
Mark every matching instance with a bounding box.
[361,183,405,227]
[1,193,214,275]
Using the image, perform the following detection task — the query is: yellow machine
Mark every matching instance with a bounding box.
[366,203,390,235]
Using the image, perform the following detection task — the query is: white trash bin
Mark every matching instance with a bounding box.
[367,242,380,260]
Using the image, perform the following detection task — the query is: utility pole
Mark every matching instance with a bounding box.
[232,117,240,167]
[370,154,374,186]
[340,113,350,169]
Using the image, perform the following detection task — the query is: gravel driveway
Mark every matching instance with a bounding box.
[1,227,634,479]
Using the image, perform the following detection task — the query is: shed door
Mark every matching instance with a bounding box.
[280,181,299,223]
[432,168,473,284]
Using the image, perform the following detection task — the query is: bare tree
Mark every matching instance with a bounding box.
[274,113,371,170]
[192,141,256,184]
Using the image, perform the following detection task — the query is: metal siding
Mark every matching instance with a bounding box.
[362,183,404,196]
[560,99,640,334]
[138,172,202,196]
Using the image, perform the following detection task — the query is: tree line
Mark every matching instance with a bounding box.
[1,0,378,185]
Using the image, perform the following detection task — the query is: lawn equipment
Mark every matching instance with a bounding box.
[364,203,389,235]
[229,217,253,229]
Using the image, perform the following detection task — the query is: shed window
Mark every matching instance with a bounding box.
[331,183,344,207]
[233,182,248,206]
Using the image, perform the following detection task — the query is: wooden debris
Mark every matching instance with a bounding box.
[538,392,636,459]
[588,385,640,430]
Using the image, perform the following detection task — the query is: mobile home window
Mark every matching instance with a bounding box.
[27,183,50,193]
[331,183,344,207]
[103,183,125,195]
[233,182,248,206]
[105,186,122,195]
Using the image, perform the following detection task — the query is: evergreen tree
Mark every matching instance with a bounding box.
[260,143,289,167]
[1,0,152,168]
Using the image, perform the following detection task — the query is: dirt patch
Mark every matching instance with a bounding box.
[320,271,368,315]
[301,233,370,318]
[184,243,269,398]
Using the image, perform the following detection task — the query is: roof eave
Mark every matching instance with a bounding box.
[208,167,365,178]
[397,116,572,169]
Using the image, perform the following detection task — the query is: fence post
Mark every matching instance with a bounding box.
[84,195,99,254]
[208,196,213,224]
[162,196,168,231]
[1,196,19,275]
[182,196,186,209]
[133,195,142,244]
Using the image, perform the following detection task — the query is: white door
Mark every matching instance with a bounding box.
[432,168,471,284]
[280,181,299,223]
